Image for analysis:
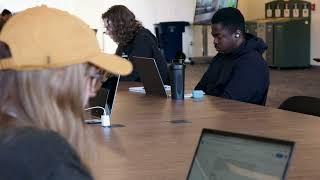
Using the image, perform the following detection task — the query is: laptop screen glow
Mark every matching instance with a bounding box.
[187,129,294,180]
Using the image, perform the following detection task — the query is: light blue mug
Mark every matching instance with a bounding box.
[192,90,204,99]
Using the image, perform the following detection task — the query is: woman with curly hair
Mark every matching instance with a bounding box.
[102,5,168,83]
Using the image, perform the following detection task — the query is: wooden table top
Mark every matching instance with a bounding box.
[91,82,320,180]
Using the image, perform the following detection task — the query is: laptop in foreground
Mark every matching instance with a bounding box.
[187,129,295,180]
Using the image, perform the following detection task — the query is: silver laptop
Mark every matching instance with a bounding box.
[86,75,120,123]
[131,56,167,97]
[104,75,120,117]
[187,129,295,180]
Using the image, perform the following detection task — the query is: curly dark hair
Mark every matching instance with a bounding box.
[102,5,142,46]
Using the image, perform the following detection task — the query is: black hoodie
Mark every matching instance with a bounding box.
[116,27,169,84]
[195,33,270,105]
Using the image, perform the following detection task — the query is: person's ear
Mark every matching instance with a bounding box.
[234,30,241,38]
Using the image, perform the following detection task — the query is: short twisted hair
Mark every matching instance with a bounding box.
[211,7,245,33]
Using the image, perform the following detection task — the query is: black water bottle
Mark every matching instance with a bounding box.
[170,61,185,100]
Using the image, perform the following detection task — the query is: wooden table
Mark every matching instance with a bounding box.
[92,82,320,180]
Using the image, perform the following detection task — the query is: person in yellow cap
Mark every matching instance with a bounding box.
[0,6,132,180]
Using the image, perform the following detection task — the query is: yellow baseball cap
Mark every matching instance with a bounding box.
[0,5,132,75]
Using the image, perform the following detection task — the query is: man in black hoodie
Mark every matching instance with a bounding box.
[195,7,269,105]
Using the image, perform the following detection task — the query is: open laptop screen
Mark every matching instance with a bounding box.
[187,129,294,180]
[89,75,120,117]
[131,56,167,97]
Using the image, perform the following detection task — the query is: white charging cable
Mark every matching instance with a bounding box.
[84,106,110,127]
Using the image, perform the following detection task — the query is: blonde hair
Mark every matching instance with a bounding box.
[0,63,95,170]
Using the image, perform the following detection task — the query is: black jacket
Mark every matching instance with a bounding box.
[0,127,93,180]
[116,28,168,84]
[195,33,269,105]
